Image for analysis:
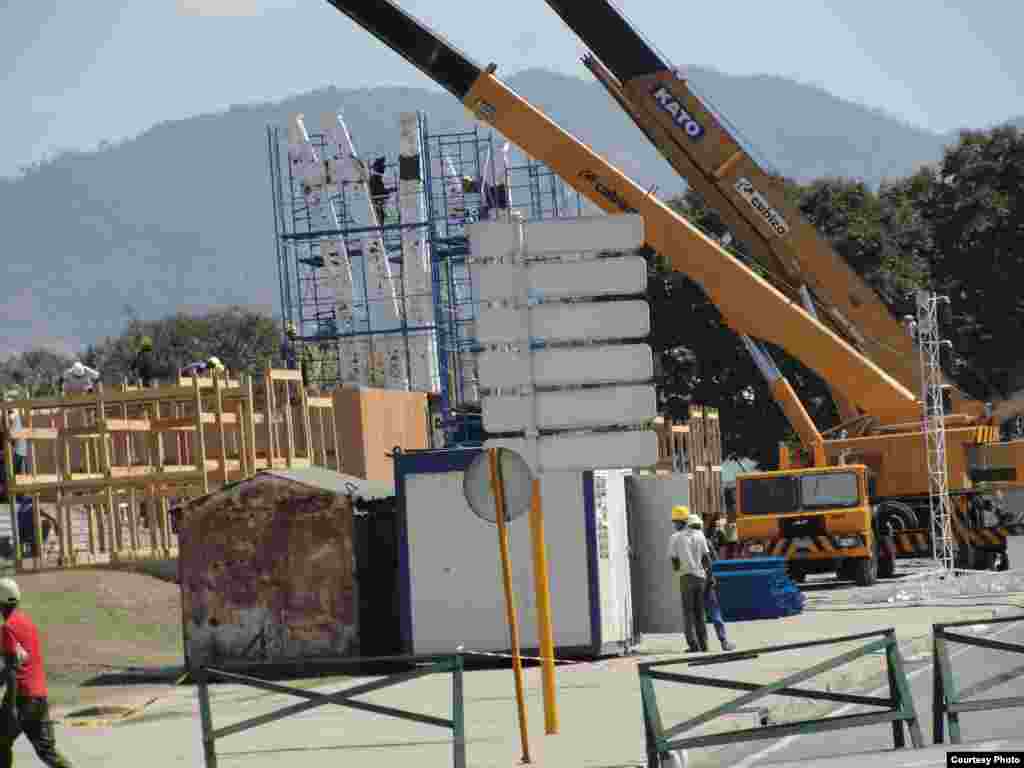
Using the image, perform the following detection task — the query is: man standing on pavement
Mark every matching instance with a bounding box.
[668,507,712,652]
[0,578,73,767]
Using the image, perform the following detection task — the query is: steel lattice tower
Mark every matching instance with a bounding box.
[916,290,955,572]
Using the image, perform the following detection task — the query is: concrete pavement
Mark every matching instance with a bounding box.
[33,588,1024,767]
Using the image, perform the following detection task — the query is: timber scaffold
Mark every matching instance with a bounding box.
[3,368,339,572]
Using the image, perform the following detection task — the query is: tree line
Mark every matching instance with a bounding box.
[653,124,1024,468]
[0,307,281,397]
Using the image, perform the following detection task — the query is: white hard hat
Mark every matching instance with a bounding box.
[71,362,86,376]
[687,513,703,528]
[0,578,21,605]
[207,356,224,370]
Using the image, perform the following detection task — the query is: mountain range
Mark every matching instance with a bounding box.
[2,66,1019,359]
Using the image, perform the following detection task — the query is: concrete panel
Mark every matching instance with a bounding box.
[405,469,591,655]
[487,430,658,474]
[482,384,656,432]
[476,300,650,344]
[473,255,647,301]
[625,473,690,634]
[477,344,653,389]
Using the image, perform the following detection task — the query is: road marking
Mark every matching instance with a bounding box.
[725,619,1023,768]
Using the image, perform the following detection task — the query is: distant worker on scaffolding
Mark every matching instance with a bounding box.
[61,362,100,395]
[181,357,225,379]
[368,156,396,223]
[131,336,158,387]
[283,322,299,370]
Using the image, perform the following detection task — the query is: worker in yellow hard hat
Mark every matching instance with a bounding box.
[132,335,157,387]
[667,506,712,652]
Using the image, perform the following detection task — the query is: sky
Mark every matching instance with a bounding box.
[2,0,1021,178]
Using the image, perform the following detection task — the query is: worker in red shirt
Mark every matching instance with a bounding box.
[0,578,73,767]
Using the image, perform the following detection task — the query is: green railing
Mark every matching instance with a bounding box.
[194,654,466,768]
[933,614,1024,745]
[638,628,922,767]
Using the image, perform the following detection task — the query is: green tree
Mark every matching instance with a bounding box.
[0,348,73,397]
[914,125,1024,399]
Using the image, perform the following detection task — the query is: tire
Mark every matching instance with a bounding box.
[973,550,998,571]
[788,566,807,584]
[955,543,974,571]
[998,552,1010,572]
[852,555,878,587]
[877,503,918,535]
[878,554,896,579]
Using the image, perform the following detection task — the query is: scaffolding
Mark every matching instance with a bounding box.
[269,112,583,445]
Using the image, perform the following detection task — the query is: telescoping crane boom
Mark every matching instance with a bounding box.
[322,0,919,428]
[538,0,990,420]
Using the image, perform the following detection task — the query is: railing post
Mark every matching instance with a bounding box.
[452,654,466,768]
[886,634,905,748]
[932,630,945,744]
[933,627,962,744]
[884,630,923,748]
[639,665,664,768]
[196,666,218,768]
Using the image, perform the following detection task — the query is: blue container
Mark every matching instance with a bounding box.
[713,557,805,621]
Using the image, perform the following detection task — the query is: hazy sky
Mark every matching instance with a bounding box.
[2,0,1020,178]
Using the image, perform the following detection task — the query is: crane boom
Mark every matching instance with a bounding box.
[540,0,979,415]
[323,0,919,424]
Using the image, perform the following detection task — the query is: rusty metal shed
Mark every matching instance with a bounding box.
[178,467,395,667]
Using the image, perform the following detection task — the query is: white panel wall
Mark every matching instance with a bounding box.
[595,469,633,646]
[405,470,592,654]
[624,474,690,634]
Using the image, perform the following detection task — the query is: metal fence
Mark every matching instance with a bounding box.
[194,654,466,768]
[638,628,923,767]
[933,614,1024,745]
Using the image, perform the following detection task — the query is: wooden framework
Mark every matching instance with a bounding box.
[635,407,725,524]
[2,368,339,572]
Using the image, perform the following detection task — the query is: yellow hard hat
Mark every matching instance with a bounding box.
[140,336,153,350]
[671,505,690,521]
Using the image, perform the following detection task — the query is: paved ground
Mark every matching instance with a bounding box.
[29,552,1024,768]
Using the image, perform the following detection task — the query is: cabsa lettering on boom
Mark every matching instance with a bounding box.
[650,85,704,139]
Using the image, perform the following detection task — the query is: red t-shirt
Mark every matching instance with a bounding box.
[2,610,47,698]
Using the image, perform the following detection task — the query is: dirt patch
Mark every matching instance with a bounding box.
[14,569,183,708]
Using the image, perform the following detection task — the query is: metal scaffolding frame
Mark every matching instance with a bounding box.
[916,290,955,572]
[269,113,583,445]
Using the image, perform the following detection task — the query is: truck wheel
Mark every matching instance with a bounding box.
[788,565,807,584]
[852,555,878,587]
[998,552,1010,571]
[973,550,997,571]
[878,554,895,579]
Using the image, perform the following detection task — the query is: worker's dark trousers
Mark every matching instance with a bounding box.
[0,697,73,768]
[679,574,708,652]
[705,586,730,648]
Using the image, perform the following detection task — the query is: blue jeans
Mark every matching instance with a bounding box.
[705,585,729,647]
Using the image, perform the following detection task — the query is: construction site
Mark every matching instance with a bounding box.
[2,1,1024,766]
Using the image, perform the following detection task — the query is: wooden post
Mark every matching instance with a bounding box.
[244,375,258,476]
[300,384,313,464]
[282,379,296,468]
[31,493,43,568]
[213,375,228,485]
[263,370,277,469]
[193,377,209,495]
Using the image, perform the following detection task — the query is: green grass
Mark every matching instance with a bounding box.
[20,589,181,656]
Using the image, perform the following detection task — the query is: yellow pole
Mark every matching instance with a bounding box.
[489,448,532,764]
[529,476,559,734]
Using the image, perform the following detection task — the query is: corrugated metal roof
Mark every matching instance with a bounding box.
[260,467,394,501]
